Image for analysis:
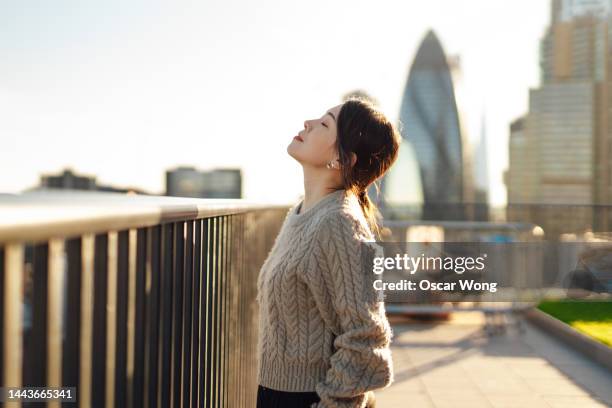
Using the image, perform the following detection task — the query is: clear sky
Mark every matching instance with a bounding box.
[0,0,550,205]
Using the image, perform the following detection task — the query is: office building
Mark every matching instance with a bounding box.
[166,166,242,198]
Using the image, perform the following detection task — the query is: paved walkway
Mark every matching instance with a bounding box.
[375,312,612,407]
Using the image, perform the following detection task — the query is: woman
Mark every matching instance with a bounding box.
[256,97,400,408]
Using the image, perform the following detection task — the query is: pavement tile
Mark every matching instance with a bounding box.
[486,393,550,408]
[380,317,611,407]
[375,390,435,408]
[541,395,610,408]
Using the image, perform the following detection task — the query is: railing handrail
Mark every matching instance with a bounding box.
[383,219,540,229]
[0,190,291,243]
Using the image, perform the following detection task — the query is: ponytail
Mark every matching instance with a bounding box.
[355,186,382,241]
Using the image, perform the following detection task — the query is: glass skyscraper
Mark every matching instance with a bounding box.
[383,30,465,220]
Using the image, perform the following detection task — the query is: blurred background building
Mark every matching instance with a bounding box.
[374,30,478,221]
[165,166,242,198]
[472,112,491,220]
[506,0,612,237]
[25,168,149,194]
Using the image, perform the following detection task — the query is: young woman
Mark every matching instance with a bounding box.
[256,97,401,408]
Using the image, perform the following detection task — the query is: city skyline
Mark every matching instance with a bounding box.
[0,0,550,205]
[506,0,612,238]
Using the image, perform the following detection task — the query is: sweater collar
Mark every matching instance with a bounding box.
[287,188,348,228]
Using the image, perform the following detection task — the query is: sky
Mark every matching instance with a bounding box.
[0,0,551,205]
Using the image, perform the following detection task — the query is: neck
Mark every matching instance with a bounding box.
[301,165,343,213]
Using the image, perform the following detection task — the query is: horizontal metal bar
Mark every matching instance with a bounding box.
[385,303,535,314]
[0,191,289,243]
[383,220,540,229]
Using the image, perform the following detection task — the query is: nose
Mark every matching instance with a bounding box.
[303,120,309,131]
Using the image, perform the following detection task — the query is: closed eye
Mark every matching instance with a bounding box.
[321,122,328,128]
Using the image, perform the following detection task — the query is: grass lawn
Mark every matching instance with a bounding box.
[537,300,612,347]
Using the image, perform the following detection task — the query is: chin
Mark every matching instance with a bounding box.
[286,148,303,164]
[287,143,298,155]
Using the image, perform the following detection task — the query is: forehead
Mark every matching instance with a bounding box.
[329,104,343,115]
[325,103,343,120]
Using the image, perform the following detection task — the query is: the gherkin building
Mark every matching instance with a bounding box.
[378,30,466,220]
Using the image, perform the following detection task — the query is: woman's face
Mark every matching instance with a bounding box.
[287,103,343,167]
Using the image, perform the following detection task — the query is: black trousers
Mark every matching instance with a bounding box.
[256,385,320,408]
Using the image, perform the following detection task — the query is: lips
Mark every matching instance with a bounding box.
[294,135,304,142]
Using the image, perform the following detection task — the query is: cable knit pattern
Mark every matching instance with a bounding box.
[256,189,394,408]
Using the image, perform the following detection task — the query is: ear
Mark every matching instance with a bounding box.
[349,152,357,168]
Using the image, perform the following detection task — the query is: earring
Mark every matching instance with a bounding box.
[326,161,338,169]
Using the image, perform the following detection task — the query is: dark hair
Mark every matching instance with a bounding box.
[336,97,401,240]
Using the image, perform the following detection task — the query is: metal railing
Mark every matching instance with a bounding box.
[380,219,545,287]
[0,190,289,408]
[379,218,611,333]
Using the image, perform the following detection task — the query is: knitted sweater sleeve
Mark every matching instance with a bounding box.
[306,210,394,408]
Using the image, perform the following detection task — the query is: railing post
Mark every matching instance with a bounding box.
[105,231,118,408]
[80,234,95,408]
[48,238,65,408]
[3,244,24,408]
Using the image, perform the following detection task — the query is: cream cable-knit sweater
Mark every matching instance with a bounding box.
[256,188,394,408]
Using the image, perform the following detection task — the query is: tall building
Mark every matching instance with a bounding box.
[166,166,242,198]
[384,30,471,220]
[472,112,490,220]
[552,0,611,22]
[507,0,611,236]
[507,117,537,204]
[473,113,489,200]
